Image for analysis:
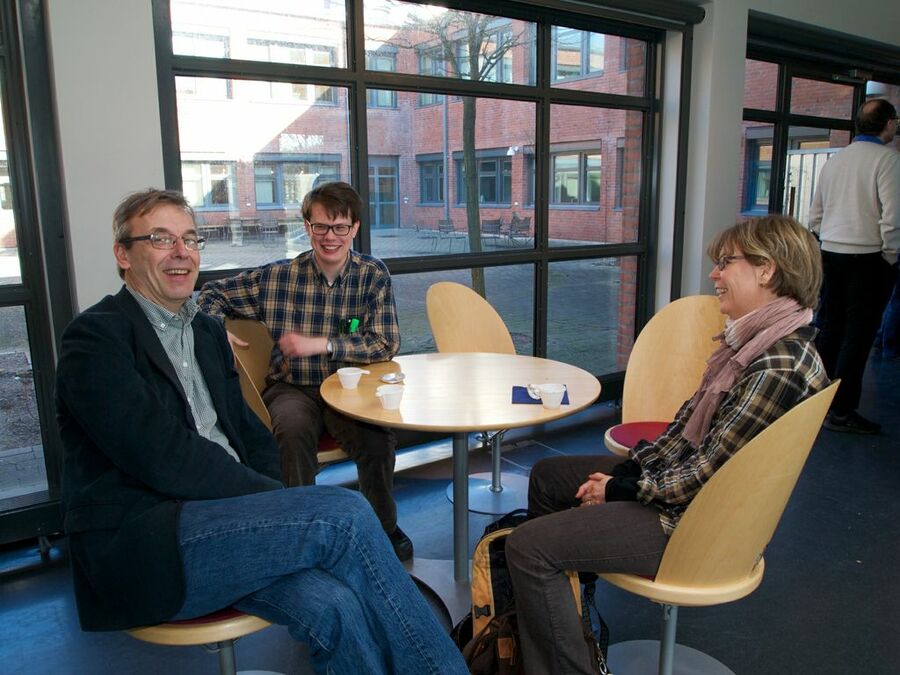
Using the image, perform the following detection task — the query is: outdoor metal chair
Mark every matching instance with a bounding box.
[437,218,464,252]
[507,214,532,247]
[226,218,243,247]
[480,217,504,248]
[259,220,281,247]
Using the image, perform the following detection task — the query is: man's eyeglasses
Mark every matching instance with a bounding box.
[307,221,353,236]
[120,232,206,251]
[714,255,745,271]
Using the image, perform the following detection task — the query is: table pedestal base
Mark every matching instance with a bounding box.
[608,640,736,675]
[404,557,472,627]
[445,473,529,514]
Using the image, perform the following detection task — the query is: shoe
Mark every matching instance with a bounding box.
[388,526,414,562]
[823,411,880,435]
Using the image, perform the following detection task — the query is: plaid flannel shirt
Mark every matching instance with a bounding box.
[197,250,400,387]
[631,326,829,534]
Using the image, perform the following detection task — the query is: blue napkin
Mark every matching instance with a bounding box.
[512,385,570,405]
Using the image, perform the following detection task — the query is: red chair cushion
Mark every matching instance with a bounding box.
[317,432,340,452]
[608,421,669,449]
[168,607,246,626]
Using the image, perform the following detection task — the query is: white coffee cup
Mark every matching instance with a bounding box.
[375,384,404,410]
[535,383,566,409]
[337,367,370,389]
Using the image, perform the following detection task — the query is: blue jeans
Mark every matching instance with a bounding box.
[172,486,466,675]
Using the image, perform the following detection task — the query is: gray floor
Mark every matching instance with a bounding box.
[1,353,899,674]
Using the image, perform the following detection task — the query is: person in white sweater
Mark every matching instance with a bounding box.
[809,98,899,434]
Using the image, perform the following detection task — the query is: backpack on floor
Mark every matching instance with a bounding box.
[451,509,612,674]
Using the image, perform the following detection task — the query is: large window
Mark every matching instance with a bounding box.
[366,49,397,108]
[0,0,71,542]
[551,151,601,204]
[181,161,236,210]
[246,39,336,103]
[254,159,341,207]
[418,158,444,204]
[739,17,900,221]
[158,0,692,379]
[456,154,512,205]
[552,27,604,81]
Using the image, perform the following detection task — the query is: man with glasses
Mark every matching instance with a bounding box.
[55,189,465,673]
[198,181,411,560]
[809,98,900,434]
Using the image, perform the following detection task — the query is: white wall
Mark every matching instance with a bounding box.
[46,0,164,310]
[680,0,900,298]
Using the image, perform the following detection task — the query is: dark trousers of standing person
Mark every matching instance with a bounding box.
[506,455,669,675]
[875,274,900,358]
[262,382,397,533]
[814,251,896,416]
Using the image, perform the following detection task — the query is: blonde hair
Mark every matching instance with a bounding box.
[707,215,822,309]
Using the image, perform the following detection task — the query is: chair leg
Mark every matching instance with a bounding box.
[217,639,237,675]
[658,604,678,675]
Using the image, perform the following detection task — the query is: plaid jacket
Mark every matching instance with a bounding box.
[198,250,400,387]
[631,326,829,534]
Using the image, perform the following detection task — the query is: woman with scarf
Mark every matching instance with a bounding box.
[506,215,830,675]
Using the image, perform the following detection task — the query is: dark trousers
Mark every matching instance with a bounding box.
[262,382,398,532]
[506,455,668,675]
[814,251,896,415]
[875,275,900,358]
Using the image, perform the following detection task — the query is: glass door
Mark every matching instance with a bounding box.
[368,157,398,229]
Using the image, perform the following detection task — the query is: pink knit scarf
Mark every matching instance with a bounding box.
[682,295,813,448]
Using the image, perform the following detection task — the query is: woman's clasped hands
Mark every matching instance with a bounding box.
[575,472,612,507]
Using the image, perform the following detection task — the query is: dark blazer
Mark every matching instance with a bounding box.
[56,287,283,631]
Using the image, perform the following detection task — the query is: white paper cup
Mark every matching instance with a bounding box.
[337,367,369,389]
[375,384,404,410]
[537,383,566,409]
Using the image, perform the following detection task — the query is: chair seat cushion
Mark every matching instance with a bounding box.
[168,607,245,626]
[318,432,340,452]
[607,421,670,449]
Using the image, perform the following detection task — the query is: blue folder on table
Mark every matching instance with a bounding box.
[511,385,570,405]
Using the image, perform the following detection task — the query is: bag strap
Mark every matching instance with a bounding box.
[582,581,613,675]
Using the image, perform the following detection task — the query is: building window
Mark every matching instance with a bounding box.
[253,159,341,207]
[744,140,772,214]
[455,28,514,83]
[614,138,624,209]
[551,151,601,204]
[366,50,398,108]
[456,155,512,205]
[417,47,446,106]
[552,27,604,81]
[172,32,231,98]
[245,39,336,103]
[418,159,444,203]
[181,161,236,209]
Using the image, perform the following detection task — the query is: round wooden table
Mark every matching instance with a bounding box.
[321,352,601,582]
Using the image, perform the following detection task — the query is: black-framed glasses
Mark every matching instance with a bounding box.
[120,232,206,251]
[307,221,353,236]
[714,255,745,271]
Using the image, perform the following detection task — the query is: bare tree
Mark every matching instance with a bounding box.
[407,11,523,296]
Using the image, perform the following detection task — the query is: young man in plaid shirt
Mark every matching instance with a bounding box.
[198,182,412,560]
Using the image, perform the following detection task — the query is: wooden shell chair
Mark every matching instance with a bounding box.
[599,381,839,675]
[224,317,347,464]
[425,281,523,514]
[605,295,726,456]
[128,608,272,675]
